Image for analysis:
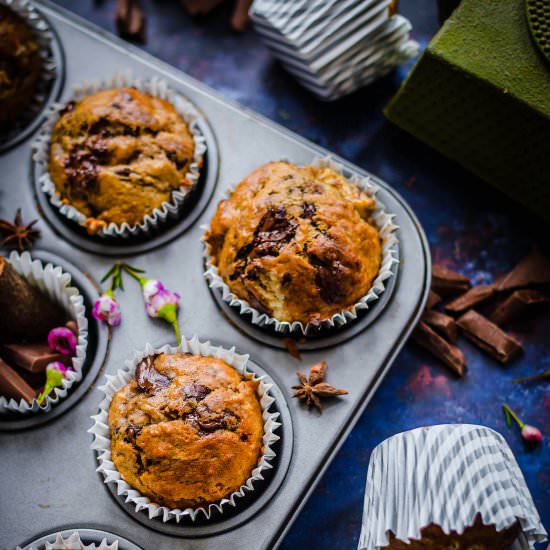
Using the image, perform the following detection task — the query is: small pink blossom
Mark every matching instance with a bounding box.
[93,293,121,326]
[37,361,72,404]
[47,326,77,355]
[521,424,542,445]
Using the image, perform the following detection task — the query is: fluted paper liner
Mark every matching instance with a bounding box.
[0,252,88,414]
[89,337,281,522]
[358,424,548,549]
[203,156,399,335]
[21,532,118,550]
[33,73,207,238]
[0,0,58,143]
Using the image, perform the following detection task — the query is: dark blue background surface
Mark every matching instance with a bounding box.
[47,1,550,546]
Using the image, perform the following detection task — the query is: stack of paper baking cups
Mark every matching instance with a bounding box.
[250,0,419,100]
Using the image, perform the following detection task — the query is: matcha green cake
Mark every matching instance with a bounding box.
[386,0,550,221]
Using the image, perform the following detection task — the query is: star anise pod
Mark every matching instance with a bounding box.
[0,209,40,253]
[292,361,348,413]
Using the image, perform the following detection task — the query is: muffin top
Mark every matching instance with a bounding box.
[206,161,382,325]
[109,352,264,509]
[49,87,197,234]
[0,5,41,126]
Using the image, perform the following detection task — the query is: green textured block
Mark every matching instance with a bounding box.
[385,0,550,220]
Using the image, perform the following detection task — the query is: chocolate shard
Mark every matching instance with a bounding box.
[432,264,471,296]
[497,250,550,291]
[426,290,442,310]
[65,320,78,335]
[135,355,171,393]
[445,284,497,314]
[422,309,458,343]
[0,343,71,373]
[183,383,211,401]
[457,310,522,364]
[412,321,467,376]
[116,0,146,43]
[490,289,550,326]
[0,358,36,404]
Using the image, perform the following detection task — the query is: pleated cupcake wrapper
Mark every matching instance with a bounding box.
[89,336,281,522]
[358,424,548,550]
[0,251,88,414]
[32,73,207,239]
[203,156,399,336]
[21,532,118,550]
[0,0,58,143]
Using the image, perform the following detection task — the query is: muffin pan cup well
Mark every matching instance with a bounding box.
[0,0,64,152]
[19,528,143,550]
[0,2,431,549]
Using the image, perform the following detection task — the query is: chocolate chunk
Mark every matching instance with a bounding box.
[457,310,522,363]
[59,101,75,116]
[301,202,316,218]
[490,289,550,325]
[432,265,471,296]
[309,253,348,305]
[422,310,458,343]
[135,355,171,393]
[497,250,550,291]
[64,150,99,191]
[0,358,36,403]
[251,206,297,258]
[0,343,71,373]
[125,423,142,446]
[445,285,497,314]
[183,383,211,401]
[281,273,292,287]
[426,290,442,310]
[194,404,239,432]
[412,321,467,376]
[116,0,146,43]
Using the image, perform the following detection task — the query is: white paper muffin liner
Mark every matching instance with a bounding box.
[89,336,281,522]
[358,424,548,549]
[0,0,57,142]
[203,156,399,335]
[0,252,88,414]
[32,73,207,239]
[21,532,118,550]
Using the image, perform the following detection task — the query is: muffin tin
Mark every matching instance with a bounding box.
[0,1,431,549]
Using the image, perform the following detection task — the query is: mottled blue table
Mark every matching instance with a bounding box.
[46,1,550,547]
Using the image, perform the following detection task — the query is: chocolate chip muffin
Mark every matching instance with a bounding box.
[48,87,198,234]
[0,5,41,127]
[109,352,264,509]
[205,161,382,325]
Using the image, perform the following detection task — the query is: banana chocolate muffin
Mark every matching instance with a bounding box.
[109,352,264,509]
[48,87,198,234]
[205,161,382,325]
[0,4,41,127]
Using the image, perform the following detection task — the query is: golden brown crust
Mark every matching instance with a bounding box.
[109,353,264,509]
[0,5,41,126]
[49,87,197,233]
[205,161,382,324]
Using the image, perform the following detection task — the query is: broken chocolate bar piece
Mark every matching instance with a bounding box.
[497,250,550,291]
[116,0,146,43]
[490,289,550,326]
[426,290,442,310]
[432,265,471,296]
[0,343,71,373]
[422,309,458,343]
[412,321,466,376]
[0,358,36,404]
[445,284,497,314]
[457,310,522,363]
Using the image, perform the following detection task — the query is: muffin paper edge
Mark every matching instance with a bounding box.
[88,336,281,522]
[20,531,119,550]
[0,251,88,414]
[203,156,399,336]
[32,73,207,239]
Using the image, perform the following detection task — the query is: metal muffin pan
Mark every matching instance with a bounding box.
[19,528,143,550]
[0,1,431,549]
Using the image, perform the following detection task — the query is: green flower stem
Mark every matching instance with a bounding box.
[172,320,182,345]
[502,403,525,429]
[513,369,550,384]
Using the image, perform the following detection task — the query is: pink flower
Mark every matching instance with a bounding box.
[521,425,543,445]
[92,293,121,326]
[37,361,72,404]
[47,326,77,355]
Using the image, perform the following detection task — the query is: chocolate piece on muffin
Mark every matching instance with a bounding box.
[109,352,264,509]
[48,87,198,234]
[0,4,41,127]
[205,161,382,325]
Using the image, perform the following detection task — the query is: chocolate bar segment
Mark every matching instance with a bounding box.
[497,250,550,291]
[412,321,467,376]
[0,358,36,404]
[457,310,522,363]
[422,309,458,343]
[445,285,497,314]
[426,290,442,310]
[432,265,471,296]
[0,343,71,373]
[490,289,550,325]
